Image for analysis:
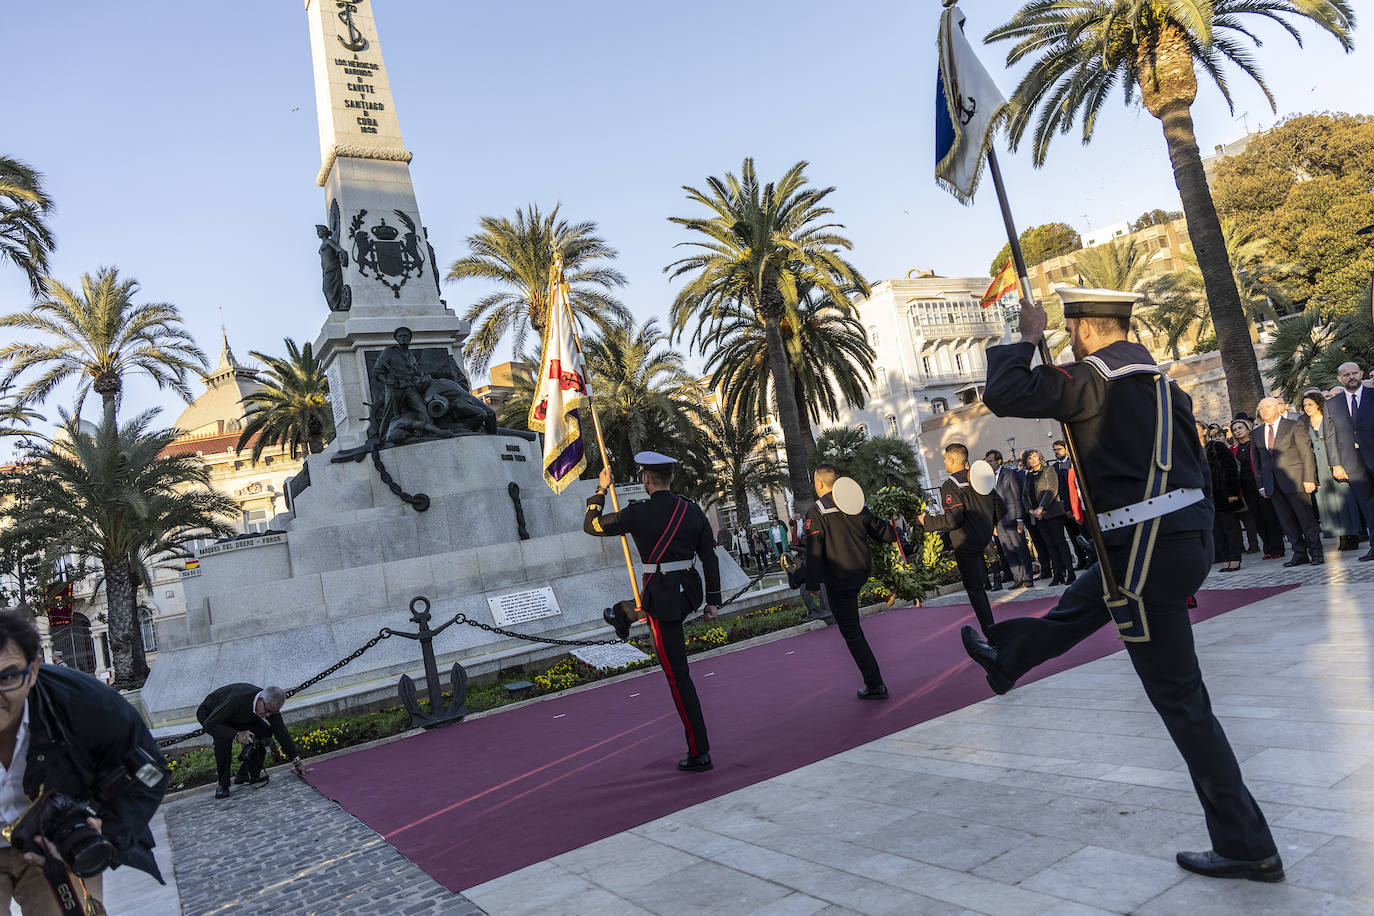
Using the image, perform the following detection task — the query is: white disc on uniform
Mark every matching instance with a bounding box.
[969,459,997,495]
[832,477,865,515]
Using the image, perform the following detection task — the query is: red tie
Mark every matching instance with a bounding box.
[1266,424,1275,450]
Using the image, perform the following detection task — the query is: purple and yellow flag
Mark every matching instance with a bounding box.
[529,268,590,492]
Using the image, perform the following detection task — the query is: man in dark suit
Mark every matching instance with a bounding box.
[1051,440,1088,569]
[1325,362,1374,561]
[1254,397,1323,566]
[986,449,1033,587]
[197,684,303,798]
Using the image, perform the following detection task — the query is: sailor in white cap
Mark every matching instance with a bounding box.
[961,288,1283,882]
[584,451,721,772]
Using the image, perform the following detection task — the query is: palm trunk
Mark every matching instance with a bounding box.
[791,375,817,457]
[1155,106,1264,415]
[105,553,141,690]
[761,313,816,515]
[1138,26,1263,417]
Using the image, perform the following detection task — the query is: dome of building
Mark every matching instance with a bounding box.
[173,329,261,437]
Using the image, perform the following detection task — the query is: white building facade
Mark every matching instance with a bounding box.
[828,274,1007,482]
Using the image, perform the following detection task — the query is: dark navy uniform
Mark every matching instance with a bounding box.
[978,336,1278,864]
[921,469,1001,634]
[804,493,896,690]
[585,489,721,759]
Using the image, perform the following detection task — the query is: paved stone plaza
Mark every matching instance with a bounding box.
[104,551,1373,915]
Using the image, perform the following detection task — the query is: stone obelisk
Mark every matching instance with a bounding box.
[305,0,465,450]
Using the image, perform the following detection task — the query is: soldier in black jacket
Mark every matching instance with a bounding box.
[918,443,1002,634]
[804,464,897,699]
[0,610,168,913]
[962,289,1281,882]
[586,451,721,772]
[197,683,303,798]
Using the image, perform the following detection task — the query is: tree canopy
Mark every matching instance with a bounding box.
[1211,113,1374,313]
[1130,209,1183,232]
[988,222,1081,276]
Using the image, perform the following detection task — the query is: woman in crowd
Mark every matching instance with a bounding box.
[1021,449,1075,585]
[1199,422,1245,571]
[1301,391,1363,550]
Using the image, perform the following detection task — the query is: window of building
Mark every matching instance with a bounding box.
[243,508,270,534]
[139,606,158,653]
[931,398,949,414]
[868,325,879,346]
[885,415,899,437]
[922,356,933,375]
[877,367,888,392]
[955,353,966,372]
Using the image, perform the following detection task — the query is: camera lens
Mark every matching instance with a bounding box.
[64,829,115,878]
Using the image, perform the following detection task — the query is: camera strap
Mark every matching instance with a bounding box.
[41,855,104,916]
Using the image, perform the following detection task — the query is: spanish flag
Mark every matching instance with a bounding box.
[982,259,1016,308]
[529,262,590,493]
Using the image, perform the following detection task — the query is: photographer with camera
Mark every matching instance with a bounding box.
[196,683,303,799]
[0,610,168,915]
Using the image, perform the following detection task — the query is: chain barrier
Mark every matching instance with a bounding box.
[156,566,781,750]
[371,443,430,512]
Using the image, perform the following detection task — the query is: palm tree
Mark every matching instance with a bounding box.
[0,410,237,688]
[235,339,334,462]
[809,426,923,493]
[583,317,703,478]
[678,408,786,525]
[986,0,1355,416]
[1137,272,1210,360]
[0,267,207,421]
[1267,306,1374,403]
[1073,238,1152,292]
[667,159,869,513]
[702,283,876,456]
[810,426,869,470]
[0,156,56,296]
[447,204,630,371]
[0,383,43,446]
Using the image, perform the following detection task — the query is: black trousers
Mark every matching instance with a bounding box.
[1026,523,1050,577]
[954,549,996,634]
[1347,473,1374,541]
[197,705,272,789]
[1213,510,1243,563]
[1268,490,1323,561]
[1064,515,1085,564]
[825,584,884,689]
[995,525,1032,583]
[985,531,1276,861]
[1240,484,1285,554]
[645,616,709,756]
[1035,515,1075,579]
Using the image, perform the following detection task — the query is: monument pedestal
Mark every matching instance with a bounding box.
[141,435,750,728]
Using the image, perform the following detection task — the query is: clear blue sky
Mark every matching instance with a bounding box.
[2,0,1368,452]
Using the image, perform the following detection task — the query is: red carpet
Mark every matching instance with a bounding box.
[304,586,1294,892]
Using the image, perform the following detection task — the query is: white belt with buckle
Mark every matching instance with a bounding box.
[1097,488,1205,532]
[639,559,696,575]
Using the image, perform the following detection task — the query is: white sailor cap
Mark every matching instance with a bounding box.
[1056,286,1143,320]
[633,450,676,474]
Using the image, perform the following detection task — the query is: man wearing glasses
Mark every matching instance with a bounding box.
[0,610,168,913]
[196,683,304,799]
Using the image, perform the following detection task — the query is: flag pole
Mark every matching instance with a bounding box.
[550,264,644,613]
[984,147,1123,603]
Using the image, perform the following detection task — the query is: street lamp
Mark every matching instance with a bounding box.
[1006,436,1017,460]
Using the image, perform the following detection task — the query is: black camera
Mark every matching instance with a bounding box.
[3,790,115,878]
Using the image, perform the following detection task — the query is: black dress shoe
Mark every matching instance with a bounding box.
[960,626,1013,695]
[1064,571,1077,584]
[857,684,889,700]
[603,605,631,641]
[677,752,713,773]
[215,785,231,799]
[250,773,270,788]
[1015,580,1034,589]
[1361,549,1374,562]
[1175,849,1284,882]
[1281,558,1309,568]
[1049,575,1064,586]
[1310,557,1325,565]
